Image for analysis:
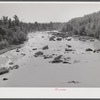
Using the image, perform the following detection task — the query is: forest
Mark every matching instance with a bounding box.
[1,10,100,50]
[0,15,28,49]
[61,11,100,39]
[0,15,64,50]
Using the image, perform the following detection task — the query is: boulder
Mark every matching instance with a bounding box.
[65,48,74,51]
[63,61,71,64]
[68,81,79,84]
[43,55,52,59]
[86,48,93,51]
[56,37,62,41]
[32,48,37,50]
[34,51,44,57]
[13,65,19,69]
[21,53,26,56]
[42,36,44,38]
[8,66,14,70]
[50,55,63,63]
[42,45,49,50]
[66,44,71,48]
[3,78,8,81]
[9,62,14,65]
[63,57,71,64]
[52,54,56,56]
[49,36,55,41]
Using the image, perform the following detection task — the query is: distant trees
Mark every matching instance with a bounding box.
[26,21,64,32]
[61,11,100,39]
[0,15,65,50]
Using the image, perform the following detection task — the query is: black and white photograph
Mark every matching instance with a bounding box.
[0,2,100,87]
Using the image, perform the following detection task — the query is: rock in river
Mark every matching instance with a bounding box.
[49,36,55,41]
[3,78,8,81]
[68,81,79,84]
[34,51,44,57]
[50,55,63,63]
[43,55,52,59]
[66,44,71,48]
[86,48,93,51]
[32,48,37,50]
[13,65,19,69]
[42,45,49,50]
[65,48,74,52]
[62,57,71,64]
[56,37,62,41]
[9,62,14,65]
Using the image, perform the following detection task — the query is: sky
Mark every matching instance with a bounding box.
[0,2,100,23]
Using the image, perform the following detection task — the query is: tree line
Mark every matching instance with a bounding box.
[0,15,64,50]
[26,21,64,32]
[2,10,100,50]
[61,11,100,39]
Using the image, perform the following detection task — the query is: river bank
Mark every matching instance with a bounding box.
[0,44,23,55]
[0,40,27,55]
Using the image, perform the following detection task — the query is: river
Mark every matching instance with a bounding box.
[0,31,100,87]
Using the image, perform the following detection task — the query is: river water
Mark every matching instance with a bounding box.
[0,31,100,87]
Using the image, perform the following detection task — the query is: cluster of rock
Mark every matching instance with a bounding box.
[0,67,9,75]
[0,61,19,81]
[68,81,79,84]
[33,34,100,66]
[33,43,81,64]
[49,55,71,64]
[8,64,19,70]
[49,34,72,42]
[86,48,100,53]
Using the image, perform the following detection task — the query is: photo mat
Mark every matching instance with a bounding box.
[0,1,100,88]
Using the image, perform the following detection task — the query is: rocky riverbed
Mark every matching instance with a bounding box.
[0,31,100,87]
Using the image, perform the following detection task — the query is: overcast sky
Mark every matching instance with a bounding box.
[0,2,100,23]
